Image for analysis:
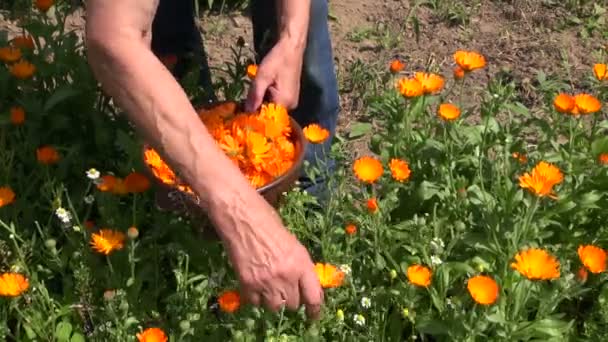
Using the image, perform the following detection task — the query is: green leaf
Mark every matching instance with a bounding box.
[591,136,608,157]
[578,191,603,209]
[70,333,86,342]
[416,318,449,335]
[44,86,80,112]
[418,181,440,201]
[55,321,73,342]
[348,122,372,139]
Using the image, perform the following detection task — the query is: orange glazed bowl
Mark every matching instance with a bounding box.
[142,101,308,217]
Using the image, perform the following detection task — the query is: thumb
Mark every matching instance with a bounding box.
[245,74,272,112]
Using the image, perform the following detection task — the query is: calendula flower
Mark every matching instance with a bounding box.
[577,266,588,283]
[9,60,35,79]
[593,63,607,81]
[35,0,54,12]
[453,66,465,80]
[97,175,118,192]
[573,94,602,114]
[11,35,35,50]
[0,186,16,207]
[437,103,461,121]
[366,197,378,213]
[10,106,25,125]
[345,223,357,235]
[598,153,608,165]
[467,275,499,305]
[303,124,330,144]
[518,161,563,198]
[453,50,486,72]
[246,64,257,79]
[414,72,444,94]
[137,327,168,342]
[36,146,60,165]
[511,248,560,280]
[389,158,411,182]
[90,229,126,255]
[314,263,345,288]
[397,77,423,98]
[353,156,383,183]
[553,93,575,113]
[389,59,405,73]
[407,264,432,287]
[124,172,151,193]
[218,290,241,313]
[0,273,29,297]
[127,226,139,239]
[578,245,607,274]
[511,152,527,164]
[0,47,21,63]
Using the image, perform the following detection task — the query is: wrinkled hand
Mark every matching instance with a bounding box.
[245,39,305,112]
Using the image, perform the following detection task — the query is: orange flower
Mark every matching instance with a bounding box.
[553,93,575,113]
[518,161,563,198]
[437,103,461,121]
[598,153,608,165]
[218,290,241,313]
[314,263,345,288]
[511,248,560,280]
[511,152,528,164]
[345,223,357,235]
[127,226,139,239]
[593,63,607,81]
[407,265,432,287]
[573,94,601,114]
[467,275,499,305]
[0,47,22,63]
[577,266,588,283]
[124,172,151,193]
[389,59,405,73]
[366,197,378,213]
[35,0,54,12]
[0,273,29,297]
[578,245,607,274]
[353,156,383,183]
[247,64,257,79]
[11,35,35,50]
[453,50,486,72]
[137,327,168,342]
[97,175,118,192]
[143,149,177,185]
[9,60,35,79]
[90,229,126,255]
[453,66,465,80]
[36,146,60,165]
[414,72,444,94]
[0,186,16,207]
[397,77,423,98]
[303,124,330,144]
[389,158,411,182]
[10,106,25,125]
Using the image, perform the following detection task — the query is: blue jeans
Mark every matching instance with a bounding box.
[151,0,340,197]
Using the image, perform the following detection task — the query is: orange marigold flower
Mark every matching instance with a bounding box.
[511,152,527,164]
[124,172,151,193]
[453,66,465,80]
[137,327,168,342]
[303,124,330,144]
[578,245,607,274]
[35,0,54,12]
[511,248,560,280]
[407,264,432,287]
[353,156,383,183]
[10,106,25,125]
[397,77,423,98]
[247,64,257,79]
[36,145,60,165]
[97,175,118,192]
[345,223,357,235]
[554,93,576,113]
[598,153,608,165]
[0,272,29,297]
[366,197,378,213]
[314,263,345,288]
[437,103,461,121]
[577,266,588,283]
[453,50,486,72]
[389,158,411,182]
[593,63,607,81]
[0,47,22,63]
[9,60,35,79]
[414,72,444,94]
[11,35,35,50]
[518,161,563,198]
[467,275,499,305]
[574,93,602,114]
[90,229,126,255]
[389,59,405,73]
[218,290,241,313]
[0,186,16,207]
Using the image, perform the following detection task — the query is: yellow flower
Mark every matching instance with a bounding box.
[137,327,168,342]
[593,63,607,81]
[518,161,563,198]
[578,245,607,274]
[303,124,330,144]
[407,265,432,287]
[437,103,461,121]
[389,158,411,182]
[397,77,423,98]
[314,263,345,288]
[414,72,444,94]
[0,186,16,207]
[467,275,499,305]
[453,50,486,72]
[511,248,560,280]
[9,60,36,79]
[0,47,22,63]
[0,272,29,297]
[90,229,126,255]
[353,156,383,183]
[246,64,257,79]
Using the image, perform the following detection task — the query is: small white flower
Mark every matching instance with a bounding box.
[446,298,454,309]
[339,264,352,276]
[86,168,100,181]
[430,255,443,266]
[84,195,95,204]
[72,225,81,232]
[353,313,366,326]
[55,207,72,224]
[430,237,445,254]
[361,297,371,309]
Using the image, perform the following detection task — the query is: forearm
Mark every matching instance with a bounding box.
[276,0,311,52]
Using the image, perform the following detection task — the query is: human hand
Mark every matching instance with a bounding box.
[244,38,305,112]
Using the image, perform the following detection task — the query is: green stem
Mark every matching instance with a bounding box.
[106,255,114,275]
[513,197,539,252]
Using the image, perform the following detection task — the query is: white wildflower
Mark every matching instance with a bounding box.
[430,255,443,266]
[430,237,445,254]
[353,314,366,326]
[55,207,72,224]
[361,297,371,309]
[86,168,100,181]
[339,264,352,276]
[84,195,95,204]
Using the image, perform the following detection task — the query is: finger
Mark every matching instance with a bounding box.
[245,74,272,112]
[262,289,288,313]
[241,288,262,307]
[284,284,301,312]
[300,269,324,320]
